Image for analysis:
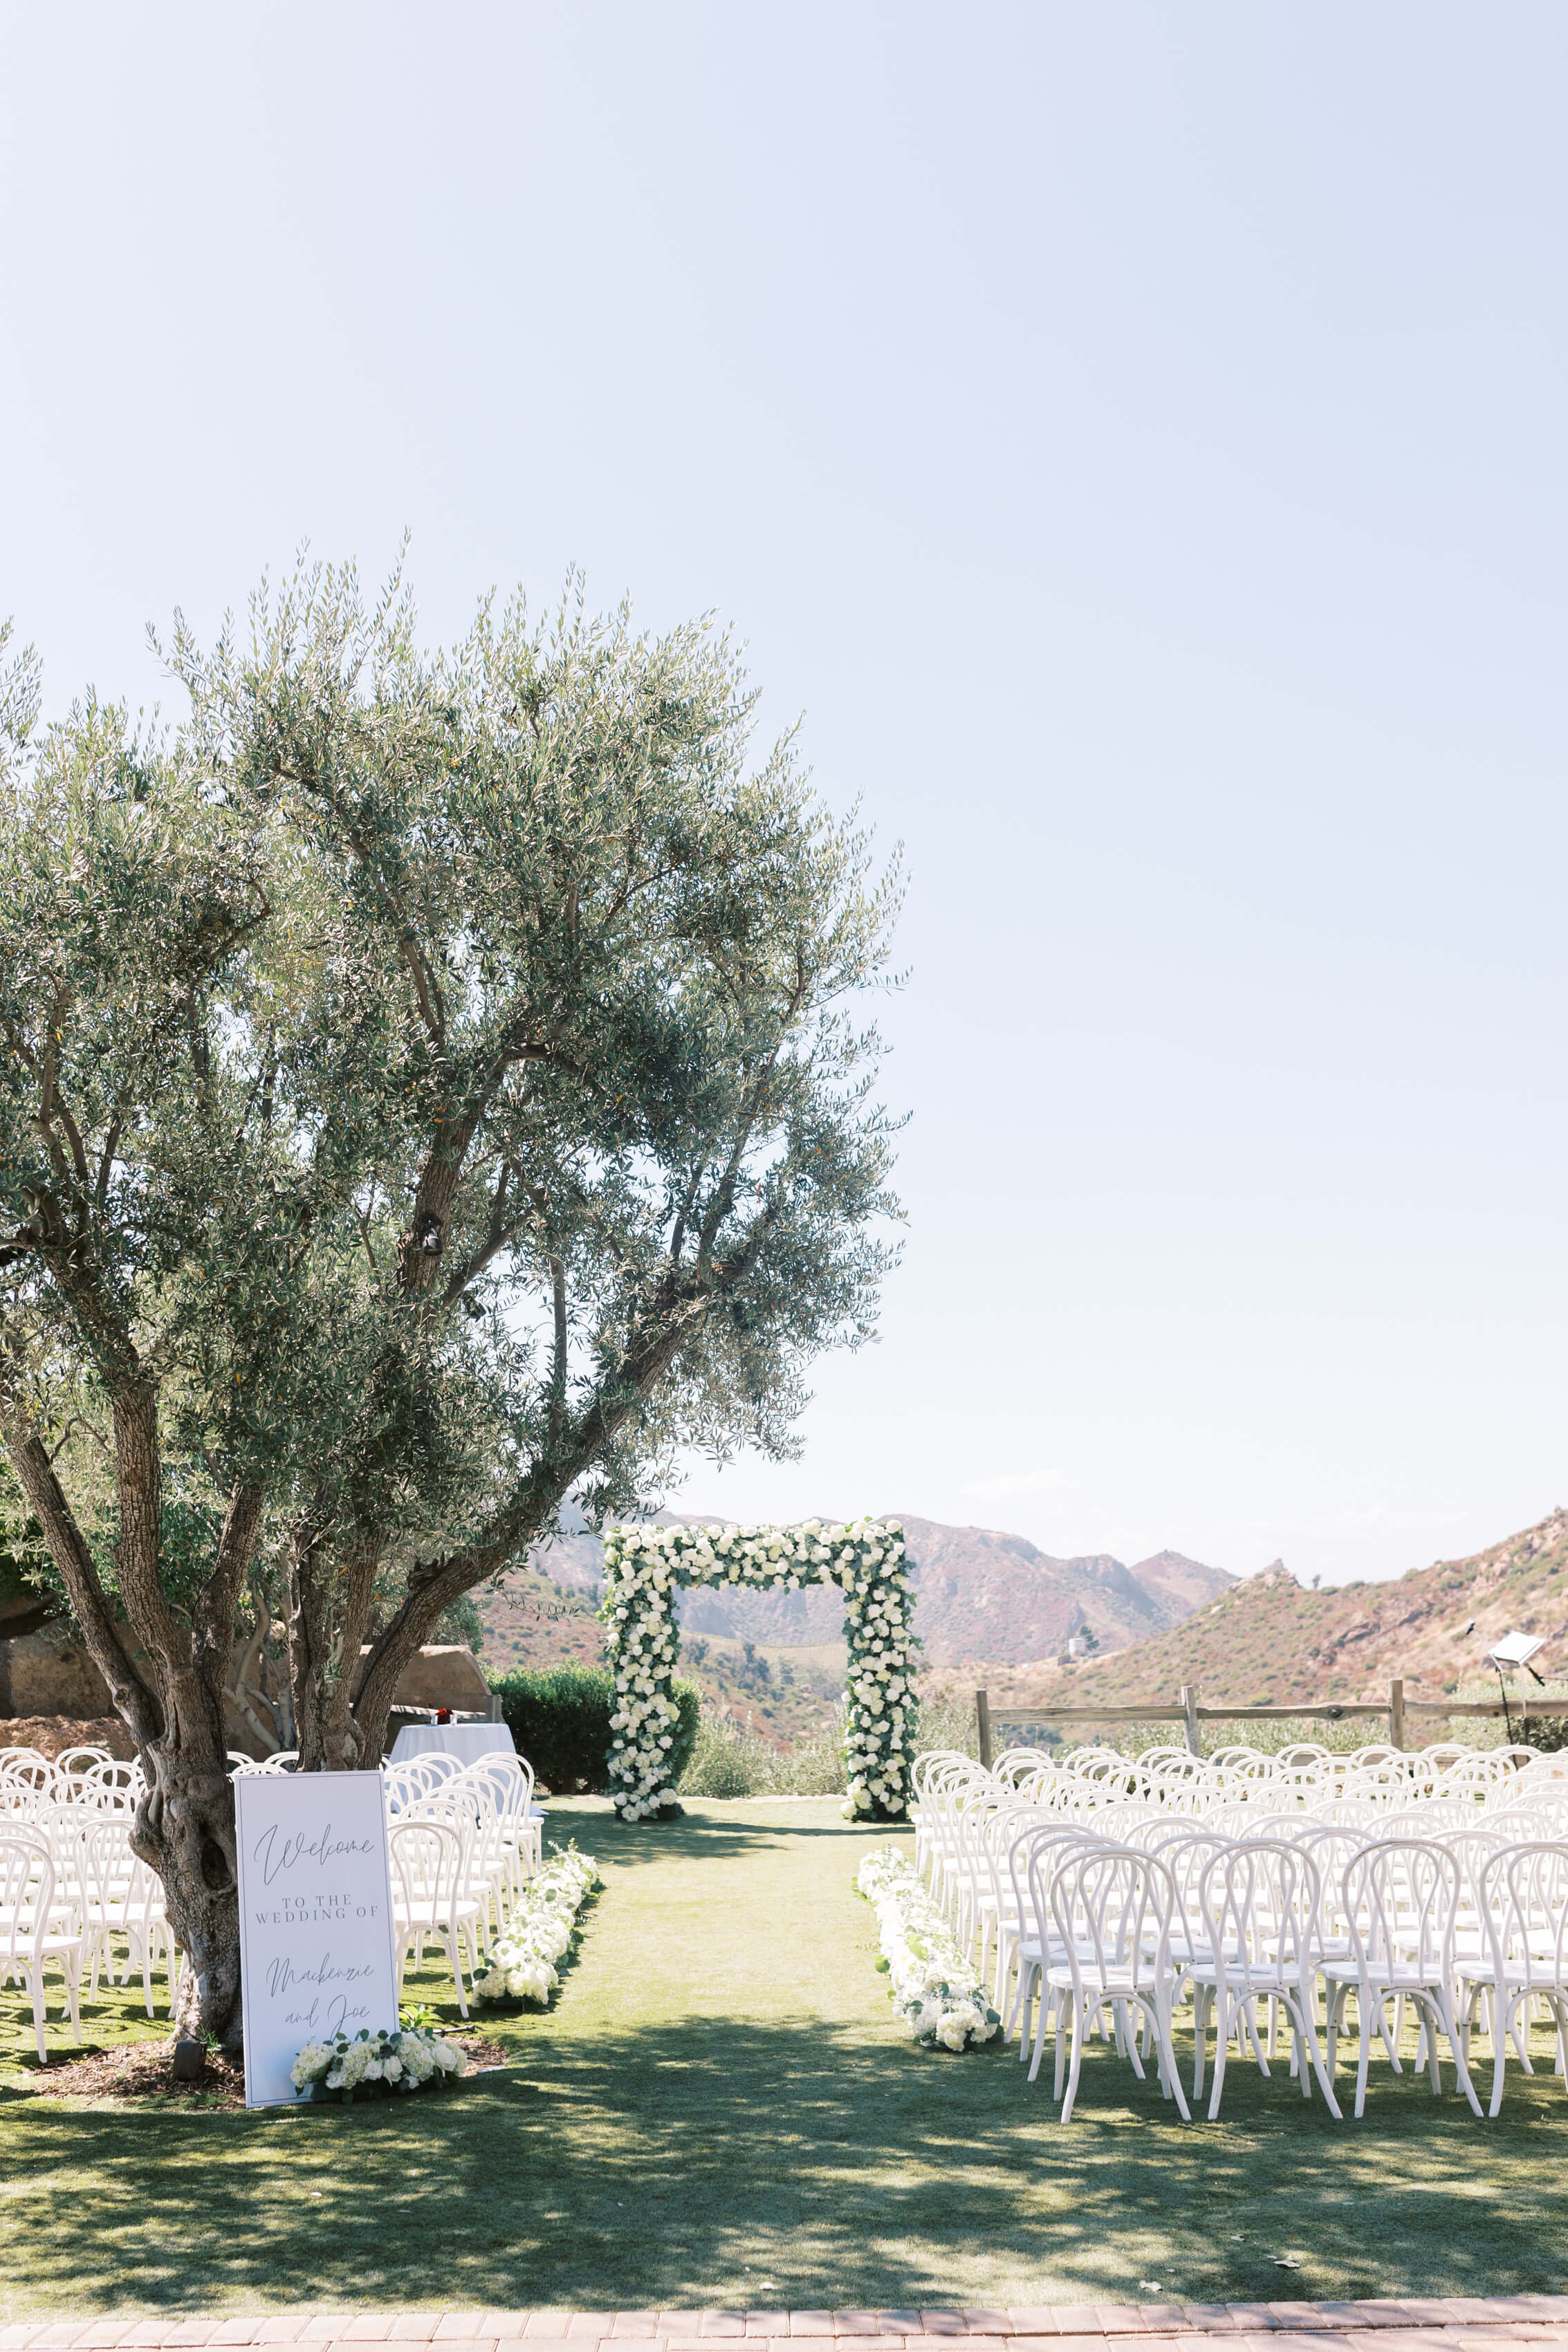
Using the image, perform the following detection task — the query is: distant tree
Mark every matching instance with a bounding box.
[0,571,903,2040]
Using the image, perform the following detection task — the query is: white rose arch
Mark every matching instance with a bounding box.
[601,1518,915,1823]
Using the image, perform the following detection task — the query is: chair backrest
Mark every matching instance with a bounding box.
[0,1755,57,1801]
[75,1758,139,1812]
[1048,1841,1179,1991]
[1012,1823,1098,1951]
[78,1817,135,1913]
[459,1752,535,1820]
[1197,1838,1323,1989]
[0,1836,55,1960]
[1444,1826,1506,1911]
[1485,1801,1568,1843]
[1478,1839,1568,1992]
[1344,1837,1461,1981]
[387,1818,464,1913]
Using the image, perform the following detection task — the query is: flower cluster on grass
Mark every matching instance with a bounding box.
[601,1518,916,1823]
[856,1844,1001,2052]
[474,1842,600,2005]
[290,2025,465,2102]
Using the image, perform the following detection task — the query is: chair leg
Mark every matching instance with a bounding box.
[1294,1989,1343,2121]
[1061,1997,1089,2124]
[1007,1958,1034,2050]
[1153,1992,1190,2122]
[446,1929,469,2019]
[1241,1995,1271,2079]
[1192,1983,1211,2102]
[1490,1987,1517,2120]
[1028,1980,1053,2084]
[1439,1991,1482,2117]
[1053,1992,1072,2100]
[1208,1986,1230,2122]
[1120,2001,1147,2082]
[1354,1996,1374,2120]
[1506,1990,1534,2073]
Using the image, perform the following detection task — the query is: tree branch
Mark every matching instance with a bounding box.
[0,1388,162,1750]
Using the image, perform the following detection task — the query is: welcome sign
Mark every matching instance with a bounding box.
[234,1768,401,2108]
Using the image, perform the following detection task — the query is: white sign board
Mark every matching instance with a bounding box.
[234,1768,400,2108]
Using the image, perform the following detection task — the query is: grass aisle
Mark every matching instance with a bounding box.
[1,1797,1566,2314]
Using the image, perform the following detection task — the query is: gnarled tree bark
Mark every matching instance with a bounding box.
[0,1384,262,2048]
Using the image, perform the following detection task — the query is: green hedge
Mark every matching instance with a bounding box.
[486,1662,701,1794]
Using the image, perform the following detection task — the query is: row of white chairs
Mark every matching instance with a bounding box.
[1,1743,546,2046]
[0,1811,177,2058]
[991,1738,1560,1816]
[912,1747,1568,2125]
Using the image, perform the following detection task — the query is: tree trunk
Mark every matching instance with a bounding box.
[131,1740,243,2045]
[289,1528,382,1771]
[0,1407,259,2049]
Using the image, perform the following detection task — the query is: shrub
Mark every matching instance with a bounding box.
[679,1711,772,1799]
[488,1664,700,1793]
[676,1701,887,1799]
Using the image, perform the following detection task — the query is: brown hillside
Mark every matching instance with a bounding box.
[510,1510,1235,1665]
[947,1507,1568,1710]
[475,1562,842,1745]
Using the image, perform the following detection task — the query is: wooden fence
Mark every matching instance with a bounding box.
[971,1677,1556,1772]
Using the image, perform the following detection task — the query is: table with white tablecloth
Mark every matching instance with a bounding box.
[387,1720,518,1765]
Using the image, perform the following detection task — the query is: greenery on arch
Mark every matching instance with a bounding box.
[600,1518,915,1821]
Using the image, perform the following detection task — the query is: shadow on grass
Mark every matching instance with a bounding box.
[3,2003,1565,2316]
[539,1799,906,1873]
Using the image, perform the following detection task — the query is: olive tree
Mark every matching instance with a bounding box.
[0,573,903,2041]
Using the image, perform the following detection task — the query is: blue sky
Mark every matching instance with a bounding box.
[4,4,1566,1584]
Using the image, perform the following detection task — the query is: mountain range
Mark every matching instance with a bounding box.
[932,1506,1568,1713]
[506,1510,1236,1666]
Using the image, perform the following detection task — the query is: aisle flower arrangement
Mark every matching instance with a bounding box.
[474,1842,600,2005]
[856,1845,1001,2052]
[601,1518,915,1823]
[290,2024,466,2102]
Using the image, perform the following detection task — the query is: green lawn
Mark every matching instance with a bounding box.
[1,1797,1565,2315]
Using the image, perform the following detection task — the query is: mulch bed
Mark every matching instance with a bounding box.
[21,2029,509,2108]
[25,2041,248,2108]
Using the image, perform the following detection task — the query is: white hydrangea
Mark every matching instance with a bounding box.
[473,1845,600,2009]
[856,1845,1000,2054]
[290,2025,467,2101]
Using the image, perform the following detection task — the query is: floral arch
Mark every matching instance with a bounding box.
[600,1518,915,1822]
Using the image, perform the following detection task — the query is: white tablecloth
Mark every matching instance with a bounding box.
[388,1722,517,1765]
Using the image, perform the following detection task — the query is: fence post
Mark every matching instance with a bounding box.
[975,1687,993,1772]
[1389,1678,1406,1752]
[1181,1684,1201,1758]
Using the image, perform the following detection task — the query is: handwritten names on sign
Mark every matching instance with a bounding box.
[234,1768,400,2108]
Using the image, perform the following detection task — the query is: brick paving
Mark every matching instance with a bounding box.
[4,2305,1568,2352]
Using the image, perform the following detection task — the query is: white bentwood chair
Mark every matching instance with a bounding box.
[1187,1839,1342,2120]
[1045,1842,1192,2123]
[1456,1840,1568,2117]
[1322,1838,1482,2118]
[0,1835,87,2061]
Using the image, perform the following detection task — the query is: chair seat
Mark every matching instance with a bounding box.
[394,1898,481,1926]
[1046,1963,1166,1996]
[1188,1960,1310,1994]
[1320,1960,1448,1990]
[1456,1958,1568,1989]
